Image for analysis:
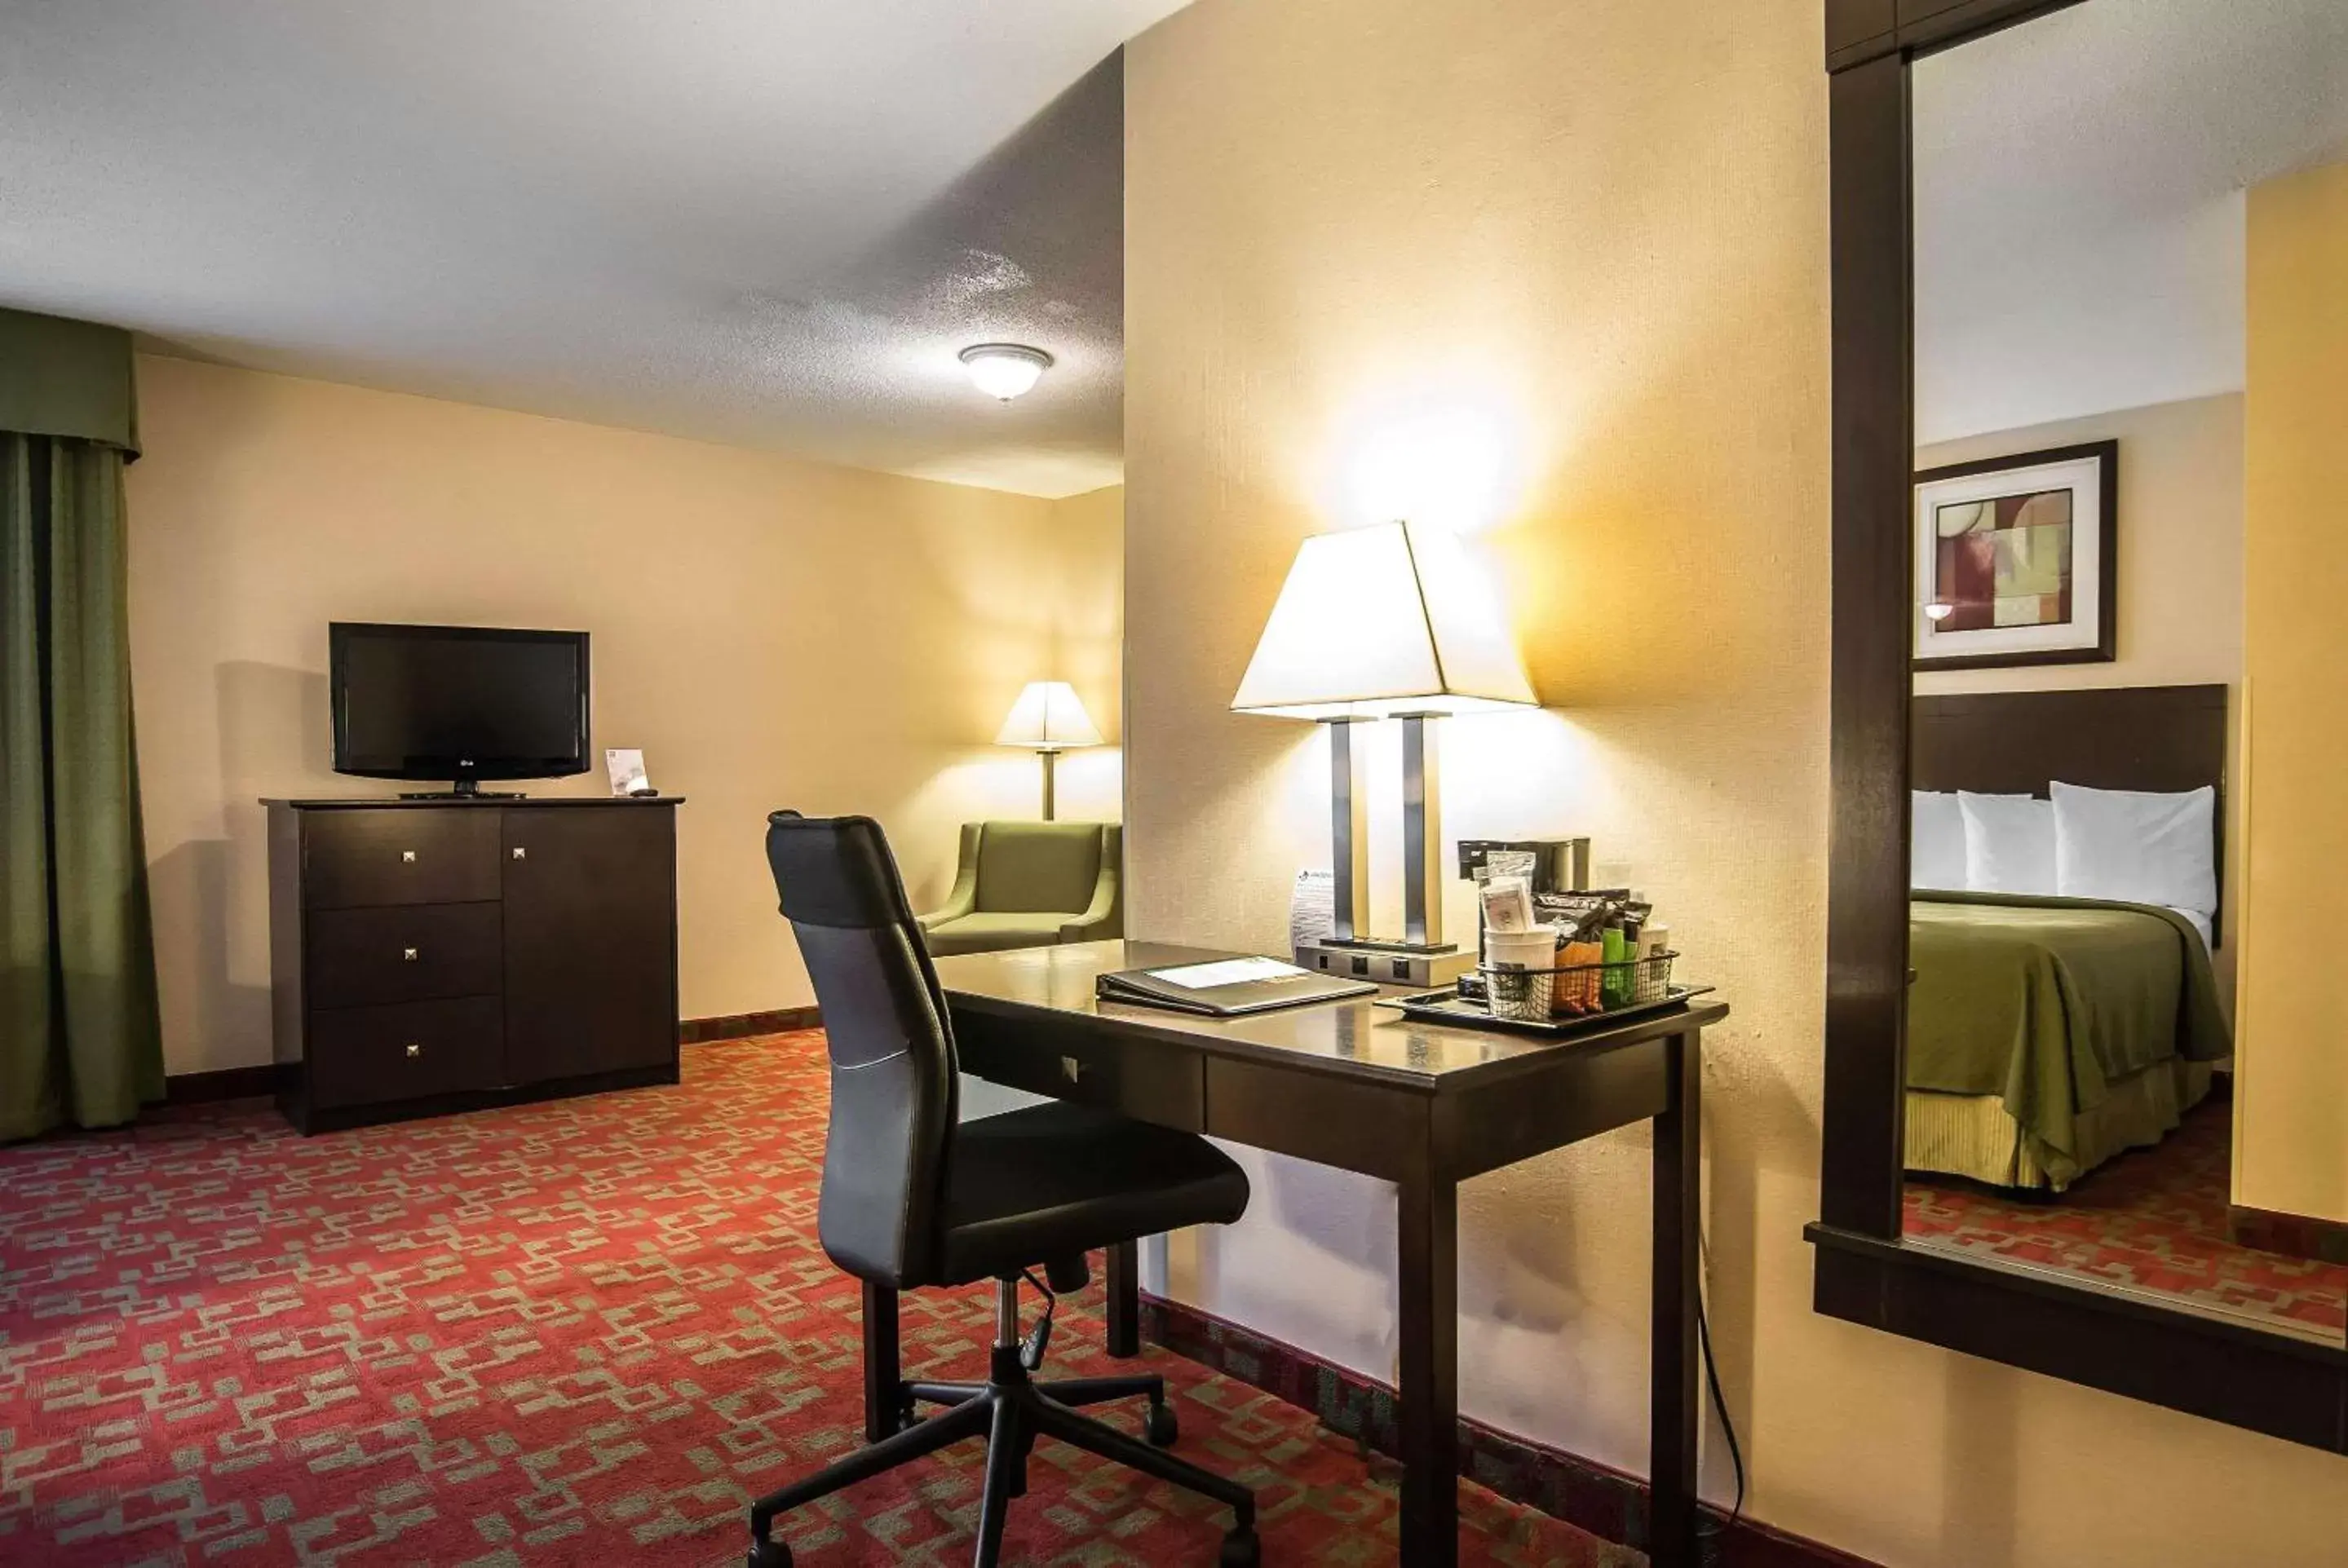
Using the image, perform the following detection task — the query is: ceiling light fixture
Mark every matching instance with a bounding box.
[959,342,1053,401]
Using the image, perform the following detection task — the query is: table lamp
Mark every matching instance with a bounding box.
[1231,519,1537,985]
[997,680,1102,820]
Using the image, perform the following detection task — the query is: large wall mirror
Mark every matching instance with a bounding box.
[1812,0,2348,1450]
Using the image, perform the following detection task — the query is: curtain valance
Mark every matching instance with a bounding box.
[0,306,139,457]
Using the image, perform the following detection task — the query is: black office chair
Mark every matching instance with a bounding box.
[749,812,1260,1568]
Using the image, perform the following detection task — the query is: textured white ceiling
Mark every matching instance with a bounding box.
[1915,0,2348,444]
[0,1,1185,497]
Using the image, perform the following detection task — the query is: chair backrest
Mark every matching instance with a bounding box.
[765,812,958,1288]
[973,820,1108,913]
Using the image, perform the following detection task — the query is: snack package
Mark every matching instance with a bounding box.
[1558,939,1605,1014]
[1479,875,1537,934]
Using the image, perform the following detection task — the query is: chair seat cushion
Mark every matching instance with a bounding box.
[922,912,1080,956]
[940,1102,1249,1284]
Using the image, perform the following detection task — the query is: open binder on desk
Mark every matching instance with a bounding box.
[1094,956,1377,1017]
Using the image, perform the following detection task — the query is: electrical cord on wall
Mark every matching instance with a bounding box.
[1692,1227,1746,1550]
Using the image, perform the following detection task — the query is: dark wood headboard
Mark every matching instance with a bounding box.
[1911,685,2227,797]
[1911,682,2229,933]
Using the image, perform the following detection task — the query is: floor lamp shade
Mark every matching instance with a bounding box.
[1231,522,1535,961]
[997,682,1103,750]
[998,682,1100,820]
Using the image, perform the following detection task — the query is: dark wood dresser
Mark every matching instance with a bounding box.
[263,796,683,1133]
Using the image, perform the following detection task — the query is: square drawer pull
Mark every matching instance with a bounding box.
[405,1042,422,1058]
[511,846,527,860]
[400,850,417,864]
[402,947,419,962]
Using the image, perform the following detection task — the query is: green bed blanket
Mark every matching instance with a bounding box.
[1908,891,2232,1164]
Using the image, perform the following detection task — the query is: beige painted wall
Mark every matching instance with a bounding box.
[1915,396,2246,1005]
[1124,1,2348,1563]
[1039,483,1127,822]
[2235,161,2348,1225]
[1913,396,2244,702]
[127,355,1122,1076]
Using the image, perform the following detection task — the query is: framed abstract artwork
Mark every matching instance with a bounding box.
[1912,439,2117,670]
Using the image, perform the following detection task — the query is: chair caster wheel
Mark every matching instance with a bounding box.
[1218,1526,1261,1567]
[1144,1401,1179,1447]
[746,1538,793,1568]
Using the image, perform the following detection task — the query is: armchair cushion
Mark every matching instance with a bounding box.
[920,912,1079,956]
[919,821,1121,955]
[975,821,1105,913]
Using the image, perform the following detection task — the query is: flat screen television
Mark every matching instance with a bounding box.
[329,621,590,797]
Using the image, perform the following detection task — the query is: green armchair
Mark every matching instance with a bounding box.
[918,821,1123,956]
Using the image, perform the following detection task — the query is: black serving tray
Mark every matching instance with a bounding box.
[1377,983,1716,1038]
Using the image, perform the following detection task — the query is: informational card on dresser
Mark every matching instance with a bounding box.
[605,748,655,797]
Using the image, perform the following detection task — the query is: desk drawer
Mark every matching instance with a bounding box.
[956,1013,1205,1130]
[304,809,502,909]
[1205,1056,1422,1181]
[307,903,502,1007]
[307,996,504,1107]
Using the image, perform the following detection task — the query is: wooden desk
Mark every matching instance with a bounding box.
[861,939,1726,1568]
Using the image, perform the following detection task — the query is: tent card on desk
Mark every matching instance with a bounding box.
[1289,869,1335,947]
[605,749,656,797]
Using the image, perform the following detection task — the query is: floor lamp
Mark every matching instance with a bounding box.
[1231,520,1537,986]
[997,681,1102,820]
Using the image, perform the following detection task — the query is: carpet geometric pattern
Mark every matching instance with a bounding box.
[1,1033,1630,1566]
[1903,1097,2348,1337]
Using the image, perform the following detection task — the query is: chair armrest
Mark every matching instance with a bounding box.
[1059,853,1122,943]
[918,824,983,931]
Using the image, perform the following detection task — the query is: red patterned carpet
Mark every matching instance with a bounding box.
[1903,1096,2348,1336]
[0,1033,1628,1566]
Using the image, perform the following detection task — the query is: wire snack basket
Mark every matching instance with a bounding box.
[1479,950,1678,1022]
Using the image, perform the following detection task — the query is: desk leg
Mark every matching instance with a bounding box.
[1106,1239,1141,1358]
[1650,1030,1700,1568]
[863,1281,902,1443]
[1396,1169,1460,1566]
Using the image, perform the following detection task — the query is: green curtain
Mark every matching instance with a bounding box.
[2,334,162,1140]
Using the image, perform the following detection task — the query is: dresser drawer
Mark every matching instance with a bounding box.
[307,903,502,1007]
[303,809,502,909]
[307,996,504,1107]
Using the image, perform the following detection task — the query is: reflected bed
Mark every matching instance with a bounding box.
[1905,891,2229,1190]
[1904,686,2232,1193]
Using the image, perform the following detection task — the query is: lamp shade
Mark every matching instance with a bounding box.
[1230,520,1537,719]
[996,681,1102,750]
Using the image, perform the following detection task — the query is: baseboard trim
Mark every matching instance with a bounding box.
[163,1062,288,1105]
[679,1007,822,1045]
[2231,1204,2348,1266]
[1139,1292,1877,1568]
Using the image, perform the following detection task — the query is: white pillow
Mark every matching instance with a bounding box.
[1960,793,2056,894]
[1911,791,1966,890]
[2052,781,2218,917]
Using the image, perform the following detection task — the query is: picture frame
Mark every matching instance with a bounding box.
[1912,439,2117,671]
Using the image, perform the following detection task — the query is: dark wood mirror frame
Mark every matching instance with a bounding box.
[1806,0,2348,1453]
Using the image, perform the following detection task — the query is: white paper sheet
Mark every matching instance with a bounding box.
[1146,956,1308,991]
